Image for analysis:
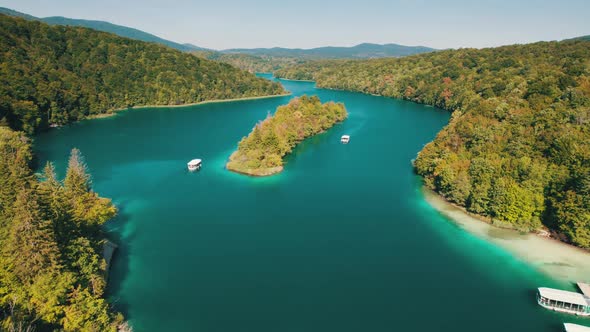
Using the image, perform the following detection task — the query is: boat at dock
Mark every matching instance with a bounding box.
[537,287,590,316]
[187,159,202,171]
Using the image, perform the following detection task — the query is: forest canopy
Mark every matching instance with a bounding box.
[0,14,285,134]
[227,95,347,176]
[193,51,308,74]
[0,127,124,331]
[276,40,590,248]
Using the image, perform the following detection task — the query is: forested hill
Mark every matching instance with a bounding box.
[0,6,37,20]
[0,14,285,134]
[570,35,590,42]
[41,16,206,52]
[191,43,435,74]
[0,7,206,52]
[276,41,590,249]
[223,43,436,59]
[194,50,308,73]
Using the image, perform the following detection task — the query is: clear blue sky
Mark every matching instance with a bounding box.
[1,0,589,50]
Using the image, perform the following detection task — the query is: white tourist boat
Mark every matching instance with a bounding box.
[537,287,590,316]
[341,135,350,144]
[187,159,202,171]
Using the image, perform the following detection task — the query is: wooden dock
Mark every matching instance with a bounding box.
[564,323,590,332]
[103,240,118,280]
[577,282,590,297]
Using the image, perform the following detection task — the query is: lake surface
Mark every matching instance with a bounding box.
[35,75,582,331]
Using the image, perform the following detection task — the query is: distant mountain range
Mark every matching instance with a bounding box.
[0,7,207,52]
[4,6,584,62]
[0,7,437,59]
[222,43,436,59]
[565,35,590,42]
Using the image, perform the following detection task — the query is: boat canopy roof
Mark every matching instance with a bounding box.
[564,323,590,332]
[187,159,202,166]
[578,282,590,296]
[341,135,350,139]
[538,287,590,306]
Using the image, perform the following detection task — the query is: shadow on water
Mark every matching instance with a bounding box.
[105,203,135,320]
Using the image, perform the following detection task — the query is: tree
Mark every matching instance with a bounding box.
[4,187,60,285]
[554,191,590,248]
[38,162,70,246]
[62,287,114,332]
[64,148,91,196]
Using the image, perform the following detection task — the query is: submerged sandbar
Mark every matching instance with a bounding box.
[423,189,590,283]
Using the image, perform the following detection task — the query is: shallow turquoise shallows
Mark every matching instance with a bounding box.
[35,75,578,332]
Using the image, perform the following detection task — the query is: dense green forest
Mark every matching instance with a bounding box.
[0,127,126,331]
[194,43,435,73]
[193,50,307,73]
[276,41,590,248]
[0,14,285,134]
[227,96,347,176]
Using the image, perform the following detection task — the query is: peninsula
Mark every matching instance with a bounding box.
[275,40,590,250]
[226,95,347,176]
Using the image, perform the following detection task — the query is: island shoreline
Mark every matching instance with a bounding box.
[226,165,284,177]
[225,96,347,177]
[226,120,346,177]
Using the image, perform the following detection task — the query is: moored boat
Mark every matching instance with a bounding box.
[537,287,590,316]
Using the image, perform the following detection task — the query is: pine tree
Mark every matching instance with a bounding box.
[0,128,33,217]
[38,162,71,247]
[64,148,92,196]
[62,286,114,332]
[4,187,61,285]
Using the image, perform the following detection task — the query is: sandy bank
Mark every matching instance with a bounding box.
[226,164,283,177]
[423,189,590,283]
[85,93,292,120]
[127,92,291,110]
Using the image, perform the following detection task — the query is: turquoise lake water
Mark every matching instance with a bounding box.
[35,75,582,331]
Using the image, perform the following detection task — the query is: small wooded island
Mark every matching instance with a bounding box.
[227,95,347,176]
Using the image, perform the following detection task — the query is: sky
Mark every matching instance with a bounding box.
[1,0,589,50]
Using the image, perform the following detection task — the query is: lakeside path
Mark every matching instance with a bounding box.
[423,189,590,284]
[87,93,292,119]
